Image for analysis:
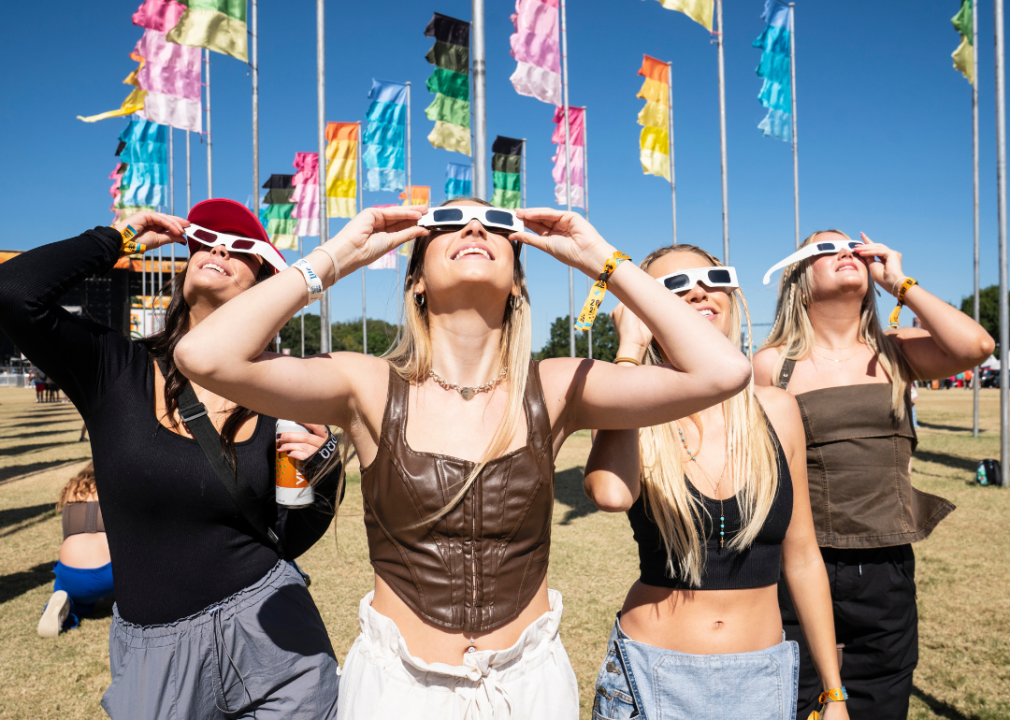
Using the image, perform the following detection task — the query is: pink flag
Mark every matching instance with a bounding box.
[509,0,562,106]
[135,31,201,100]
[550,106,585,146]
[369,251,397,270]
[551,145,585,186]
[291,153,321,237]
[551,106,586,210]
[132,0,186,33]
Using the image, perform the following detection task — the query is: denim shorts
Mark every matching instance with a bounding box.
[593,615,799,720]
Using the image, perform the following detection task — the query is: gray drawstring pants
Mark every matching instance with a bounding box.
[101,561,340,719]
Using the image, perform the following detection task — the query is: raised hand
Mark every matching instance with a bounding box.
[113,211,188,251]
[853,232,907,295]
[321,205,429,279]
[611,303,654,362]
[510,208,616,278]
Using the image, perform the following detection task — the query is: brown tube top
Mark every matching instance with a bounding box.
[361,360,555,634]
[780,361,954,548]
[62,501,105,540]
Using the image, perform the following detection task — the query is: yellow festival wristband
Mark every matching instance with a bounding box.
[807,687,848,720]
[118,225,146,256]
[887,277,917,328]
[575,251,631,332]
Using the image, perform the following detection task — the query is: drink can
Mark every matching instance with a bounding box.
[276,419,315,507]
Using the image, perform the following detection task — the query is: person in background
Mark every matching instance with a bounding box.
[34,369,46,403]
[39,461,114,637]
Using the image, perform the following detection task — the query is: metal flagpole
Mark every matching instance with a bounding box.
[996,0,1009,485]
[583,108,592,359]
[359,124,367,356]
[403,81,412,322]
[300,236,305,356]
[141,256,147,338]
[472,0,487,199]
[789,4,799,250]
[252,0,259,217]
[560,0,575,357]
[317,0,331,354]
[169,129,175,281]
[521,138,527,274]
[973,0,981,437]
[715,0,729,263]
[206,49,213,198]
[666,61,677,245]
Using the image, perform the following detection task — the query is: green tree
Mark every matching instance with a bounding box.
[278,314,400,357]
[536,314,618,362]
[961,284,999,343]
[279,313,323,356]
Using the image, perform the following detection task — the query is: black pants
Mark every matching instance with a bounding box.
[779,545,918,720]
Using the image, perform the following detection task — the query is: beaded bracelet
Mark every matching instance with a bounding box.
[575,251,631,332]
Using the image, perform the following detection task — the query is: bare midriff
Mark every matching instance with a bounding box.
[58,532,111,569]
[371,574,553,664]
[619,581,782,655]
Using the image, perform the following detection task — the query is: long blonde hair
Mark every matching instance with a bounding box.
[384,198,532,524]
[760,230,912,418]
[637,245,781,588]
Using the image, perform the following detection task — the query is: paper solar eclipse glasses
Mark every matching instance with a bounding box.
[656,266,739,294]
[418,207,523,236]
[185,223,288,275]
[762,238,865,285]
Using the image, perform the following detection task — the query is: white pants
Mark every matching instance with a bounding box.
[336,589,579,720]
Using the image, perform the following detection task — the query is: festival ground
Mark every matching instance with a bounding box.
[0,386,1007,720]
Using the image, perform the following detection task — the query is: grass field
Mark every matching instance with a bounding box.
[0,385,1008,719]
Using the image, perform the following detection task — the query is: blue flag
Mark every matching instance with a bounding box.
[363,79,408,192]
[445,162,472,200]
[753,0,793,142]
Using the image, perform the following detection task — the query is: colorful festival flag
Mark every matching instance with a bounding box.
[326,122,359,218]
[509,0,562,105]
[117,118,169,208]
[397,187,431,257]
[491,136,523,208]
[752,0,792,142]
[132,0,186,32]
[167,0,248,62]
[652,0,713,31]
[424,13,472,156]
[363,80,407,192]
[134,28,203,132]
[952,0,974,85]
[445,163,473,199]
[551,106,585,209]
[260,174,297,249]
[291,152,320,237]
[636,55,671,179]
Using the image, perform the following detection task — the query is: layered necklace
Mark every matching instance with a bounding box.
[429,366,507,401]
[676,421,729,550]
[812,341,863,363]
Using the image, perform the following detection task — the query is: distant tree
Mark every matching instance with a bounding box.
[278,314,400,357]
[536,314,618,362]
[279,313,322,356]
[961,285,999,345]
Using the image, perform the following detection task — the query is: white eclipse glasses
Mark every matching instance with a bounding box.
[656,266,739,294]
[185,223,288,274]
[417,206,523,236]
[762,238,865,285]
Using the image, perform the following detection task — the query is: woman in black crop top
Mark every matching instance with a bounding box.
[0,204,342,719]
[586,245,848,720]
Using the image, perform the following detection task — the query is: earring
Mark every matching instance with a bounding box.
[414,293,426,306]
[511,294,523,308]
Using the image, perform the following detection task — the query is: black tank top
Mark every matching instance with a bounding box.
[628,428,793,590]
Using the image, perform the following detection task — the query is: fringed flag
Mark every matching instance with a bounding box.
[636,55,671,179]
[134,28,203,132]
[291,152,320,237]
[509,0,561,105]
[753,0,792,142]
[167,0,248,62]
[260,174,297,250]
[116,118,169,210]
[445,163,473,200]
[952,0,974,84]
[363,80,408,192]
[326,122,359,219]
[652,0,713,31]
[551,106,585,209]
[424,13,472,156]
[491,136,523,209]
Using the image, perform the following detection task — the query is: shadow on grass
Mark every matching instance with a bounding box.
[555,466,597,526]
[911,686,975,720]
[0,419,80,431]
[913,450,978,473]
[0,503,54,531]
[918,421,979,433]
[0,441,79,457]
[0,459,87,485]
[0,561,54,604]
[0,429,84,441]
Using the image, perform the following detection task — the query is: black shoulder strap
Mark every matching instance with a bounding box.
[777,357,796,390]
[155,358,284,557]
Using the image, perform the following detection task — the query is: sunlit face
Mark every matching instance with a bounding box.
[646,250,734,338]
[412,200,519,308]
[183,243,264,308]
[807,231,868,301]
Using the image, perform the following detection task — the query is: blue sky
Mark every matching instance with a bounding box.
[0,1,1002,350]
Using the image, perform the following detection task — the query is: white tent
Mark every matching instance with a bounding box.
[981,355,1000,370]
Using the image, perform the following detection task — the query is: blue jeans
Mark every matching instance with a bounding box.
[593,615,799,720]
[52,560,114,629]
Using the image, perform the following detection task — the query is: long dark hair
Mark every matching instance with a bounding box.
[141,259,272,468]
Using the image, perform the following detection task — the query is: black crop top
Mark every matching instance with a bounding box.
[628,435,792,590]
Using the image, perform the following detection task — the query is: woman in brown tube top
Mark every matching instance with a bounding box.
[174,199,753,719]
[753,230,994,720]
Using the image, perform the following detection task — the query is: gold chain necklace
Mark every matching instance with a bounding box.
[429,366,507,401]
[676,421,728,550]
[814,342,860,351]
[811,347,862,363]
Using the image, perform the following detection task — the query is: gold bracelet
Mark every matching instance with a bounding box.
[614,356,642,366]
[311,245,340,286]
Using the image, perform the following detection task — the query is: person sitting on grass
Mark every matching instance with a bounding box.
[38,461,114,638]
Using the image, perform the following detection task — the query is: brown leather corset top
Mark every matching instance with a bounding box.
[361,360,555,634]
[780,361,954,548]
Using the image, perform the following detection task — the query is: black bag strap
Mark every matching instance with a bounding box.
[155,357,285,557]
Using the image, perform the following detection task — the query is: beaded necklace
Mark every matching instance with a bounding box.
[676,422,728,549]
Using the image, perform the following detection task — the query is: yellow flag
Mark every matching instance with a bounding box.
[78,87,148,123]
[953,37,975,85]
[637,101,668,129]
[655,0,713,31]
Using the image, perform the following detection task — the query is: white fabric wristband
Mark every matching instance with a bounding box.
[292,258,324,304]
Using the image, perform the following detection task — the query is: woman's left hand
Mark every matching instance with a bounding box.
[511,208,615,277]
[853,233,907,295]
[277,423,330,462]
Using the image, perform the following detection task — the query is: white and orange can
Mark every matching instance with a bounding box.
[276,419,314,507]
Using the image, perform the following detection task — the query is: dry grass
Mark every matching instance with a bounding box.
[0,386,1007,719]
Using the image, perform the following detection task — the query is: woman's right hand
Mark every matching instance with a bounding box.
[112,211,188,250]
[321,205,429,280]
[610,303,652,362]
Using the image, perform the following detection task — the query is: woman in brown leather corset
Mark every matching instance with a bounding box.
[753,231,993,720]
[176,199,753,718]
